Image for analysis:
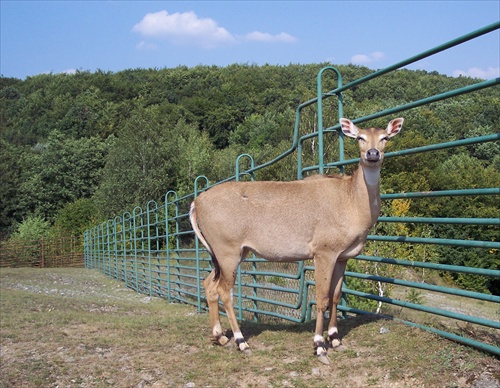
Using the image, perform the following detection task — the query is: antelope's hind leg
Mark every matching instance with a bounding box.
[204,254,251,355]
[216,257,252,355]
[204,270,230,346]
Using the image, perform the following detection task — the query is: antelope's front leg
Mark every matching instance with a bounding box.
[328,260,347,349]
[313,255,336,365]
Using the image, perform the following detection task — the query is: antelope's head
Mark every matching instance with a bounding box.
[340,118,404,168]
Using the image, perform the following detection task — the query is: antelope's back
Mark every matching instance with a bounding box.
[193,178,356,250]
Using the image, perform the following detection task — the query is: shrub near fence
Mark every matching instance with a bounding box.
[0,236,84,268]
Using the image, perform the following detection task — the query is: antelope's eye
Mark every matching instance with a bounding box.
[357,136,366,142]
[381,136,389,142]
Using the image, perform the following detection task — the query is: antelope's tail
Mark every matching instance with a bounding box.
[189,202,221,281]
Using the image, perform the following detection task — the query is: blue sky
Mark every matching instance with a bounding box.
[1,1,499,80]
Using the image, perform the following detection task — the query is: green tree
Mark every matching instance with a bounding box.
[169,120,213,194]
[229,109,294,150]
[57,86,105,137]
[93,105,178,216]
[18,131,109,221]
[52,198,102,238]
[10,215,51,242]
[0,139,26,236]
[464,125,500,165]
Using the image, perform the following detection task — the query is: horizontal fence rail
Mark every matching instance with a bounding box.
[85,22,500,356]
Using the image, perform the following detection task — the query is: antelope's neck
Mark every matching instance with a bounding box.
[354,165,382,225]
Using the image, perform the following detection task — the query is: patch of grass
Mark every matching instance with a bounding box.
[1,268,498,387]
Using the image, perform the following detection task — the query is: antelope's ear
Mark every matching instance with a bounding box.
[386,118,404,138]
[340,118,359,138]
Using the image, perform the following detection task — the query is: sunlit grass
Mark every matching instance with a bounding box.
[1,268,497,387]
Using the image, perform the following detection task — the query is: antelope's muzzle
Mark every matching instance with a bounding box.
[366,148,381,162]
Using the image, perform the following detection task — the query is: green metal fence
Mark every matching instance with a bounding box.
[84,22,500,356]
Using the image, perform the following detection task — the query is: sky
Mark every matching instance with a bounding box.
[1,1,499,80]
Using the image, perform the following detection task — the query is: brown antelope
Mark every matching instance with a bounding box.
[189,117,404,364]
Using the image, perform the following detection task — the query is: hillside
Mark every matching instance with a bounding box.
[1,63,499,293]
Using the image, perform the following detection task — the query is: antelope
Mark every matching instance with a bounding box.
[189,117,404,364]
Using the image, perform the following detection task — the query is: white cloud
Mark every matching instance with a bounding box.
[244,31,297,43]
[133,10,296,49]
[133,10,236,48]
[351,51,385,65]
[452,66,500,80]
[62,68,77,75]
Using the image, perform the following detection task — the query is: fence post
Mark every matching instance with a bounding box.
[235,154,256,321]
[193,176,209,313]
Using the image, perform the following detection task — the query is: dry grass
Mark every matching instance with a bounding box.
[1,268,498,387]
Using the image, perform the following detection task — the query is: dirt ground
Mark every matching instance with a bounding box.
[1,268,498,387]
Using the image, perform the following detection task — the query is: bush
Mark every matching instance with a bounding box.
[52,198,101,238]
[10,215,51,242]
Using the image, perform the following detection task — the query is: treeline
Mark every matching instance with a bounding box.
[0,63,498,293]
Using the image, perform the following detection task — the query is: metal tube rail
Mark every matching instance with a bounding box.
[345,271,500,303]
[378,216,500,225]
[323,21,500,96]
[367,235,500,249]
[343,288,499,329]
[355,254,500,277]
[382,188,499,199]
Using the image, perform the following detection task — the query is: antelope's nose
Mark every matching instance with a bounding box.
[366,148,380,162]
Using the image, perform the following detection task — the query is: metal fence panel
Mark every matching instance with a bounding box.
[84,22,500,356]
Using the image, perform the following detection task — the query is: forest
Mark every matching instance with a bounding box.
[0,63,498,294]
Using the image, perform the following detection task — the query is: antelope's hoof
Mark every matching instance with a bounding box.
[219,335,231,346]
[330,338,342,348]
[242,347,253,356]
[212,335,230,346]
[317,353,331,365]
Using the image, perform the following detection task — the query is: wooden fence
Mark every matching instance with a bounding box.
[0,236,84,268]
